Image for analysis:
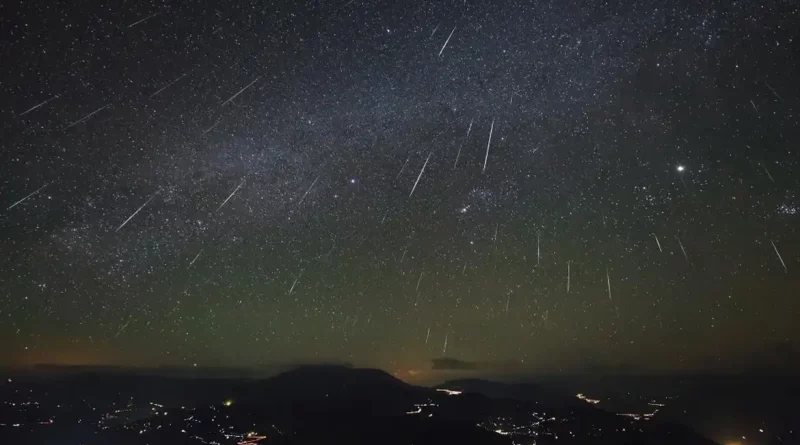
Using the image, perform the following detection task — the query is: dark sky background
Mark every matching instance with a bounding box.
[0,0,798,380]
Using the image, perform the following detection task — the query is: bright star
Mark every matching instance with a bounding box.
[676,165,685,172]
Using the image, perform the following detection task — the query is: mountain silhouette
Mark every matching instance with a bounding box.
[2,365,722,445]
[230,365,426,416]
[437,378,581,408]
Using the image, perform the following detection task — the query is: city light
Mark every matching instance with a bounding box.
[576,393,601,405]
[436,388,463,396]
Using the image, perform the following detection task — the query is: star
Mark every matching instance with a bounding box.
[0,0,795,382]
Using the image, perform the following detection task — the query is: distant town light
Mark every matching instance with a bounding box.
[436,388,463,396]
[576,393,600,405]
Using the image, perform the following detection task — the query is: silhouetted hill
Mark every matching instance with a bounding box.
[435,378,720,445]
[266,364,409,392]
[2,371,246,407]
[229,365,428,418]
[1,366,723,445]
[621,422,721,445]
[437,378,580,408]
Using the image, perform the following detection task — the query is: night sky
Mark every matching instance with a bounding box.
[1,0,798,379]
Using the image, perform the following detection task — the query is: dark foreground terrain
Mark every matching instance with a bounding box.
[0,365,733,445]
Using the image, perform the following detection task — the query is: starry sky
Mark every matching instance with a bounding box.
[1,0,798,378]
